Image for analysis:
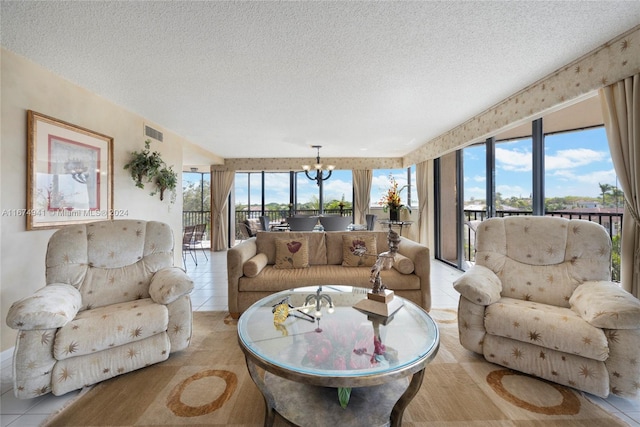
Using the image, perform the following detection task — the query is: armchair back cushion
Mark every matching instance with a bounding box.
[46,220,174,310]
[476,216,611,307]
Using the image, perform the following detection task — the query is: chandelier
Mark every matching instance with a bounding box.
[302,145,334,186]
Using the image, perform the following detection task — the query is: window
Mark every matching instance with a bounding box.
[544,127,619,211]
[182,171,210,228]
[494,138,533,213]
[371,168,414,208]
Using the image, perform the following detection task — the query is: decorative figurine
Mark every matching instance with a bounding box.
[353,228,404,317]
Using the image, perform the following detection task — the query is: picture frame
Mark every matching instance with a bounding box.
[26,111,114,230]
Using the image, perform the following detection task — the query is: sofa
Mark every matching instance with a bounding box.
[454,216,640,398]
[5,220,194,398]
[227,230,430,318]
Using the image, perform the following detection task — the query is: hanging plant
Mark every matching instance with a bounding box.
[124,139,177,203]
[152,165,178,202]
[123,140,164,189]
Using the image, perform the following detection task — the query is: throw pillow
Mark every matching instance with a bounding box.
[243,253,269,277]
[342,235,377,267]
[393,253,415,274]
[274,237,309,269]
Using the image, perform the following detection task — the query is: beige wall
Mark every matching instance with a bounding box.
[0,49,195,352]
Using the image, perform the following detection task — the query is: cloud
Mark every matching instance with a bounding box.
[495,147,531,172]
[464,186,485,199]
[545,148,607,171]
[496,184,528,199]
[549,168,617,185]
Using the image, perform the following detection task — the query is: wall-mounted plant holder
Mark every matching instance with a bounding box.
[124,139,177,202]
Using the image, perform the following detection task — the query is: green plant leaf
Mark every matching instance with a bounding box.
[338,387,351,409]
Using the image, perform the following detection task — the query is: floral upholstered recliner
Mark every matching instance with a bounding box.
[454,216,640,398]
[6,220,194,398]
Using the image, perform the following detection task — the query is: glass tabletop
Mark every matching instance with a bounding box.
[237,286,439,380]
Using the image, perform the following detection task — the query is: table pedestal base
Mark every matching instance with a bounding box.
[265,373,410,427]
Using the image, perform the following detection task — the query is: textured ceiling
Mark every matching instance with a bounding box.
[2,1,640,161]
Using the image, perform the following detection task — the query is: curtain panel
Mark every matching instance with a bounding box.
[352,170,372,225]
[599,73,640,297]
[416,161,430,245]
[210,170,235,251]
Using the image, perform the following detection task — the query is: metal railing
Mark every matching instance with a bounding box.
[183,210,211,230]
[234,207,353,227]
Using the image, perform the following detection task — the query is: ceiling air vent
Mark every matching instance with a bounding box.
[144,124,163,142]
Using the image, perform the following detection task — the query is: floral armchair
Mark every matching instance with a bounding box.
[454,216,640,398]
[6,220,194,398]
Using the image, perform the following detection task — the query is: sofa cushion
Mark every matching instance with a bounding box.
[256,232,327,265]
[342,235,377,267]
[485,297,609,361]
[393,253,414,274]
[499,258,578,308]
[54,298,169,360]
[244,253,269,277]
[274,237,310,269]
[238,265,420,292]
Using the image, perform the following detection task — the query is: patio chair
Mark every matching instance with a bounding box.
[192,223,209,262]
[182,225,197,268]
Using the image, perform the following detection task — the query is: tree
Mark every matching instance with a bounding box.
[183,180,210,212]
[598,183,612,206]
[612,234,621,282]
[611,187,624,211]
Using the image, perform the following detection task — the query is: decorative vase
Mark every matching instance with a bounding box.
[389,207,399,221]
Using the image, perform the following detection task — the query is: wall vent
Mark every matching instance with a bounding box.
[144,124,163,142]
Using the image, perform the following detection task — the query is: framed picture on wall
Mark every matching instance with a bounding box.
[26,110,114,230]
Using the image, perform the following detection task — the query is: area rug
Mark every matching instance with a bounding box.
[43,309,627,426]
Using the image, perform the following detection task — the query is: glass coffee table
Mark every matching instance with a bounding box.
[237,286,439,427]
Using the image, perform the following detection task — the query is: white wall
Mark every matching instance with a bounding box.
[0,49,193,351]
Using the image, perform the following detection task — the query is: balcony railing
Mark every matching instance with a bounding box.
[183,210,211,231]
[234,207,353,227]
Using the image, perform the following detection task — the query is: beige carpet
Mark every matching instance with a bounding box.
[43,309,627,426]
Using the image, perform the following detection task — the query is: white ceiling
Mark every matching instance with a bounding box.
[2,1,640,161]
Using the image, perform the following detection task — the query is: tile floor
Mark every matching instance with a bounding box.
[1,249,639,426]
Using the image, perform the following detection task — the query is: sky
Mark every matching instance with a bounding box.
[184,126,617,207]
[463,126,617,202]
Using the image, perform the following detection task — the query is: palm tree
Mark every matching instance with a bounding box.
[611,187,624,211]
[598,183,612,206]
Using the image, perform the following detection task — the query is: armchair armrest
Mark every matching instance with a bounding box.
[149,267,194,305]
[570,280,640,329]
[227,237,258,317]
[6,283,81,330]
[453,265,502,305]
[397,236,431,310]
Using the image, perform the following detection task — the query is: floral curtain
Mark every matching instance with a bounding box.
[210,170,235,251]
[352,170,372,225]
[599,73,640,297]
